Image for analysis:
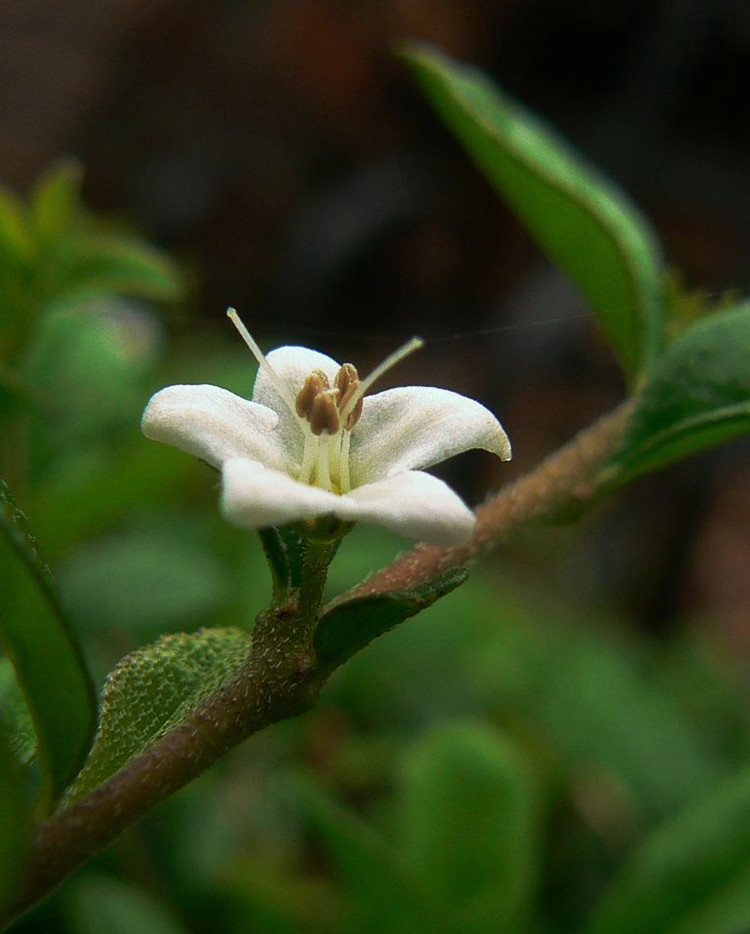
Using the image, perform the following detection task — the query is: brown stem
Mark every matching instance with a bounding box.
[337,401,634,601]
[1,401,632,930]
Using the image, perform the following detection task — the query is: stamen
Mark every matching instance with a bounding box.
[226,308,298,416]
[340,336,424,423]
[296,370,330,420]
[297,432,316,484]
[339,431,352,493]
[316,436,332,491]
[309,390,340,436]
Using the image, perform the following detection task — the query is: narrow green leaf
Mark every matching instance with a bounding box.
[0,657,36,766]
[403,43,665,381]
[314,568,468,668]
[53,234,184,303]
[396,721,538,934]
[602,303,750,488]
[30,159,83,245]
[65,628,251,803]
[68,875,189,934]
[0,480,96,805]
[0,725,32,915]
[585,765,750,934]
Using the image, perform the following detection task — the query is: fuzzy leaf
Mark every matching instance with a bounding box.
[396,721,538,934]
[585,765,750,934]
[0,480,96,805]
[602,303,750,487]
[65,628,251,803]
[403,43,665,382]
[314,568,468,669]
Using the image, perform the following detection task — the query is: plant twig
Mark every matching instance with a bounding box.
[1,400,632,930]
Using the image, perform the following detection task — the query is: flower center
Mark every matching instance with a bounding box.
[227,307,422,494]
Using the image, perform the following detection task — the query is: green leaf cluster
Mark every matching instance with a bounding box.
[302,721,538,934]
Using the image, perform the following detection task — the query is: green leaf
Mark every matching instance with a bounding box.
[0,725,32,915]
[602,303,750,488]
[65,628,251,803]
[403,43,665,382]
[585,765,750,934]
[314,568,468,669]
[30,159,82,246]
[68,875,189,934]
[0,657,36,766]
[58,527,231,638]
[300,781,428,934]
[53,234,184,303]
[396,721,538,934]
[0,186,32,262]
[0,480,96,806]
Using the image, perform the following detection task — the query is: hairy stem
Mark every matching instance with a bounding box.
[1,401,632,930]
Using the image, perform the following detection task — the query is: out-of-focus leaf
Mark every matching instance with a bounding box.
[0,726,31,915]
[585,766,750,934]
[54,234,184,303]
[518,630,720,820]
[0,657,36,765]
[29,445,200,558]
[300,781,428,934]
[601,303,750,488]
[396,721,538,934]
[0,186,32,262]
[314,569,468,669]
[66,628,251,803]
[68,875,188,934]
[330,566,719,820]
[403,43,665,382]
[58,527,230,637]
[0,480,96,806]
[30,159,82,246]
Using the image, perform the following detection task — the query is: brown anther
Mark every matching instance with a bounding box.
[335,362,364,430]
[309,389,341,436]
[334,363,358,397]
[295,370,330,420]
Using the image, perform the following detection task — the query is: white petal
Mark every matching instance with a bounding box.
[348,471,476,545]
[142,384,292,472]
[252,345,342,458]
[221,457,355,529]
[349,386,511,485]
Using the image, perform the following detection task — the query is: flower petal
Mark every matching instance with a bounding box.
[252,345,342,458]
[142,384,292,472]
[221,457,354,529]
[349,386,511,485]
[348,470,476,545]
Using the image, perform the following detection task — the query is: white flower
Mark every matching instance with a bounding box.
[142,310,511,546]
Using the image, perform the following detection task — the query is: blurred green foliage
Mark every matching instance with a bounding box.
[4,50,750,933]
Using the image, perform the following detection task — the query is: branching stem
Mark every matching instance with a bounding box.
[0,401,633,930]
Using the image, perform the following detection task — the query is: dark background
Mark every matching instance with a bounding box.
[3,0,750,638]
